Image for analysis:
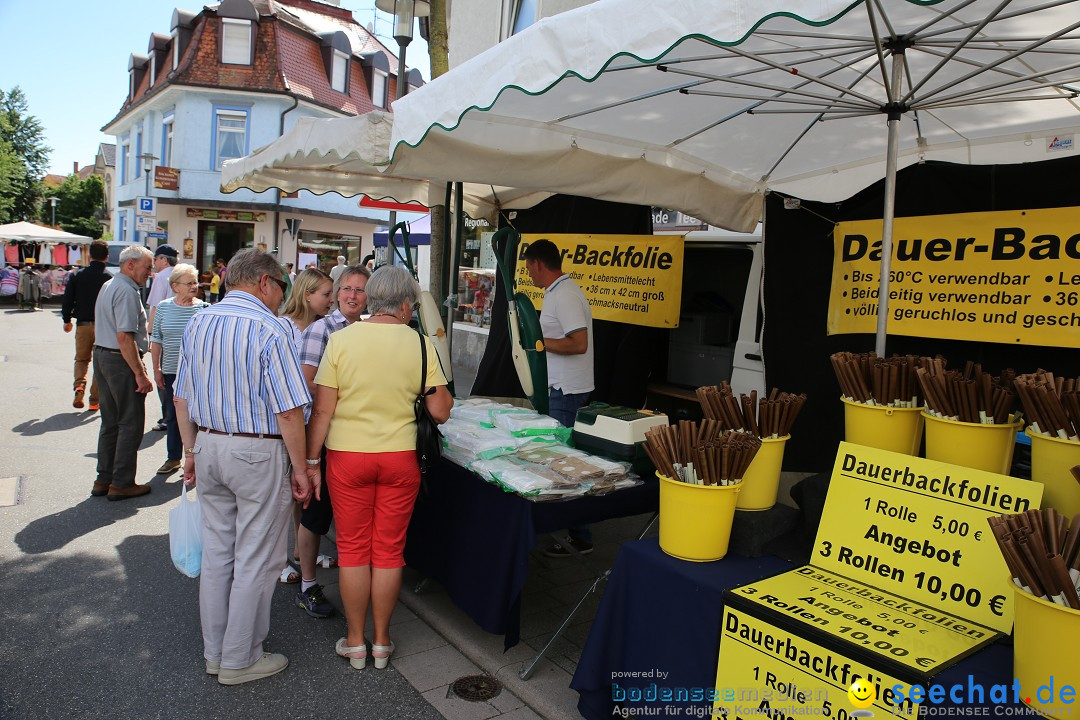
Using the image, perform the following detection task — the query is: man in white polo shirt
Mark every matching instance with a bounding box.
[524,238,596,556]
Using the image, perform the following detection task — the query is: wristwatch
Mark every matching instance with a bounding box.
[184,447,196,457]
[305,458,321,466]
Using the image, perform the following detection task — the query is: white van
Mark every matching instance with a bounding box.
[647,227,765,411]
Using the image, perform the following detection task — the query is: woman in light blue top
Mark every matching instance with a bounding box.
[150,263,208,475]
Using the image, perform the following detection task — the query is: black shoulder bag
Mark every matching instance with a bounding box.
[413,330,443,475]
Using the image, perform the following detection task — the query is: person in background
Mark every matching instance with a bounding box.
[277,266,334,586]
[305,265,452,670]
[328,255,347,284]
[149,264,208,476]
[214,258,227,300]
[147,244,179,433]
[292,265,370,618]
[286,263,296,282]
[173,249,312,686]
[92,244,155,501]
[523,239,596,557]
[62,240,110,411]
[208,265,221,303]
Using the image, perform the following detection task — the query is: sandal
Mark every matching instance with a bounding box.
[371,642,395,669]
[335,638,367,670]
[152,420,168,432]
[290,554,337,568]
[279,564,300,584]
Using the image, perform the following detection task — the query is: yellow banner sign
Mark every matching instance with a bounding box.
[714,606,917,719]
[515,234,683,328]
[813,443,1043,632]
[729,566,998,677]
[828,207,1080,347]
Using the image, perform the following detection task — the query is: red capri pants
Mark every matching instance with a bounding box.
[325,449,421,568]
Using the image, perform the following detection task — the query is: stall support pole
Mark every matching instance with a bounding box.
[874,50,904,357]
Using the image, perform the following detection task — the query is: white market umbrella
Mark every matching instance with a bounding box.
[0,221,92,243]
[220,111,554,224]
[387,0,1080,354]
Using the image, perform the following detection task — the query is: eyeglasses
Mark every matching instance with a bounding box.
[269,276,288,293]
[340,287,366,295]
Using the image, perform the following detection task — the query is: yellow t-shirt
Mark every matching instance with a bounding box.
[315,322,447,452]
[209,273,221,293]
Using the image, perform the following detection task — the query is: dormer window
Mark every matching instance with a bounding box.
[171,9,197,71]
[320,31,352,95]
[218,0,258,66]
[222,19,253,65]
[332,51,348,93]
[147,33,170,88]
[128,53,149,100]
[361,51,391,108]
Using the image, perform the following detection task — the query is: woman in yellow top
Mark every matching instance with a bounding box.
[306,265,453,670]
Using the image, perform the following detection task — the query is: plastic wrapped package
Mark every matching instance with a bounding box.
[451,401,531,427]
[441,443,478,468]
[493,412,563,436]
[442,424,531,459]
[469,457,521,483]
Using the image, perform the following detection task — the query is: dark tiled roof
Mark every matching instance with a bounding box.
[99,143,116,167]
[103,0,399,130]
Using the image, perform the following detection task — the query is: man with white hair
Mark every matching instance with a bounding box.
[92,244,155,500]
[329,256,347,283]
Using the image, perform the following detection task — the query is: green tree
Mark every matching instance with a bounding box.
[41,174,105,239]
[0,86,50,222]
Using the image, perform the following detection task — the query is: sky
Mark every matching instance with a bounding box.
[0,0,430,176]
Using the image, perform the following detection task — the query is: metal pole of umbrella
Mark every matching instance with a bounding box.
[874,50,905,358]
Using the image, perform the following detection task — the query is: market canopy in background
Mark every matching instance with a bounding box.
[388,0,1080,234]
[0,221,92,244]
[219,111,553,225]
[373,213,431,246]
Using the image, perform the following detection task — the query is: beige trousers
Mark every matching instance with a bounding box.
[74,323,98,404]
[194,431,293,669]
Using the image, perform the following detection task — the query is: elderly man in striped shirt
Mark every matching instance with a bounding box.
[173,249,314,686]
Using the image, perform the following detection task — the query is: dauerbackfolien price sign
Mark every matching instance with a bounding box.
[515,234,684,328]
[813,443,1043,633]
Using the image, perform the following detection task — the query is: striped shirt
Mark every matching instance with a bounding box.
[150,298,208,374]
[299,309,351,367]
[174,290,311,434]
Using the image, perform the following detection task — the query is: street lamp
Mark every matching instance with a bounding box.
[374,0,430,101]
[137,152,157,246]
[48,197,58,227]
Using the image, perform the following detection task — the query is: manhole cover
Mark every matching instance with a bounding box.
[449,674,502,702]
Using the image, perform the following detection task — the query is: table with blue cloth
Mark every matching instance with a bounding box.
[572,538,1041,720]
[404,458,658,649]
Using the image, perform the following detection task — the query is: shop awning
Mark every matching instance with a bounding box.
[0,221,93,244]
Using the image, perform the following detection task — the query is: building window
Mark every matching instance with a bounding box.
[221,18,252,65]
[149,54,156,88]
[162,114,175,167]
[212,106,249,169]
[331,50,348,93]
[372,70,387,108]
[512,0,538,35]
[120,139,129,185]
[119,214,127,244]
[134,127,143,178]
[172,30,179,70]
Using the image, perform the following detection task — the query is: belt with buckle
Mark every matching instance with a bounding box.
[198,426,283,440]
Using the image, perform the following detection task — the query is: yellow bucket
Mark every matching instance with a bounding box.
[923,412,1022,475]
[841,396,924,456]
[1012,581,1080,716]
[1027,429,1080,516]
[735,435,789,511]
[658,472,741,562]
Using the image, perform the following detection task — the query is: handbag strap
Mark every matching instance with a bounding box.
[417,328,428,397]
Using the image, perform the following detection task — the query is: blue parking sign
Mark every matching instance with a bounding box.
[136,197,156,216]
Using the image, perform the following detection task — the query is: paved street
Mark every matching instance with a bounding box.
[0,304,443,720]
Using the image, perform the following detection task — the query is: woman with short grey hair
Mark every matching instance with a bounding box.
[362,265,421,319]
[305,264,452,671]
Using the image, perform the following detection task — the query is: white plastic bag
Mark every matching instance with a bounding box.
[169,484,203,578]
